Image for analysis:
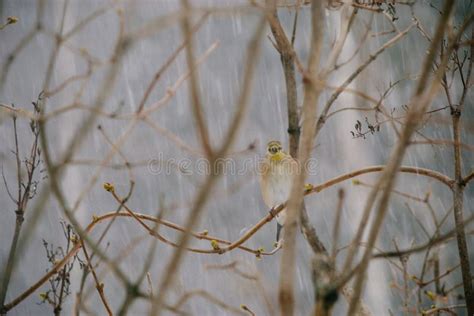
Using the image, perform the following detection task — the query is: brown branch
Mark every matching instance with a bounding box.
[23,37,218,304]
[266,3,299,156]
[62,3,115,40]
[0,99,42,312]
[80,241,113,316]
[137,13,209,115]
[321,5,356,75]
[172,290,247,315]
[216,164,452,259]
[450,64,474,316]
[180,3,213,157]
[410,139,474,152]
[266,0,325,260]
[331,189,344,261]
[347,1,456,313]
[3,240,82,312]
[151,16,266,314]
[312,165,453,191]
[371,218,468,259]
[206,261,274,314]
[315,23,414,137]
[464,170,474,185]
[0,37,218,124]
[417,264,459,288]
[442,12,474,315]
[18,12,130,298]
[2,160,454,312]
[14,15,144,316]
[330,211,474,298]
[278,1,325,314]
[0,0,45,92]
[422,305,464,315]
[44,62,93,97]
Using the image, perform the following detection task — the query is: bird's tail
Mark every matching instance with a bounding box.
[276,223,283,242]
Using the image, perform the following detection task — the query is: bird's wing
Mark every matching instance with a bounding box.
[259,159,272,208]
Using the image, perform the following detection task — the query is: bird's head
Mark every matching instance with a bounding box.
[267,140,285,162]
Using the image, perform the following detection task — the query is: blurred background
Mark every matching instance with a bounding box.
[0,0,473,315]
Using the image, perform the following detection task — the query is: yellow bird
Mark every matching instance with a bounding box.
[259,140,298,242]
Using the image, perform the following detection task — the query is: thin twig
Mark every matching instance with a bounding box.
[80,241,113,316]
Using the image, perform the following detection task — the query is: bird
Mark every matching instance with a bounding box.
[259,140,299,242]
